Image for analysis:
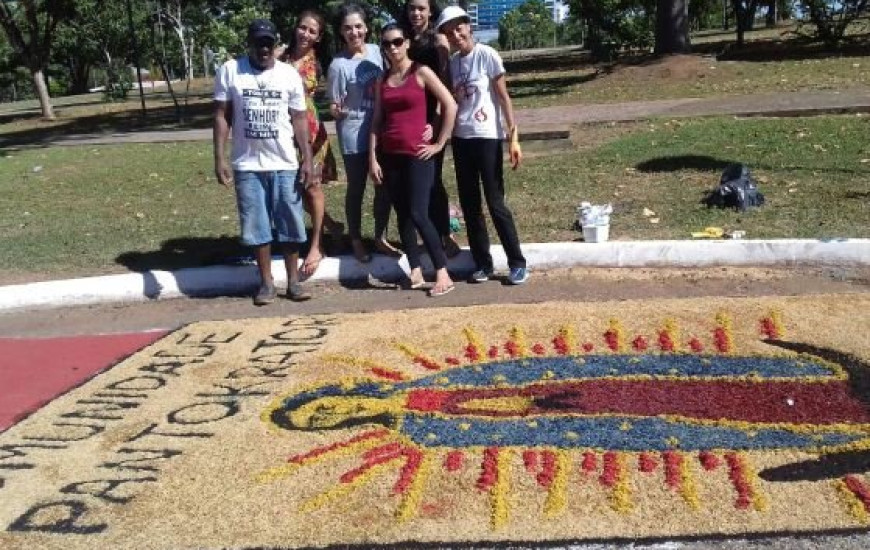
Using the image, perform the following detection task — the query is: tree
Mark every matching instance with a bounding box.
[655,0,691,53]
[800,0,868,46]
[498,0,557,50]
[569,0,656,59]
[52,0,148,94]
[731,0,760,46]
[0,0,75,118]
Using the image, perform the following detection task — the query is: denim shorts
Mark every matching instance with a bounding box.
[234,170,306,246]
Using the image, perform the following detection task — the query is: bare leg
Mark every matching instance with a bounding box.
[409,266,425,289]
[430,267,454,296]
[254,244,273,286]
[283,245,299,288]
[301,185,325,277]
[252,244,277,305]
[282,242,311,301]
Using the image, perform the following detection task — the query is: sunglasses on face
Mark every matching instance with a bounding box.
[254,38,276,49]
[380,37,406,49]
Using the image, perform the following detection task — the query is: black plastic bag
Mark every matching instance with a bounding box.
[704,163,765,211]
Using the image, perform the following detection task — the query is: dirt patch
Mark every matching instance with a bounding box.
[1,266,867,338]
[611,54,716,83]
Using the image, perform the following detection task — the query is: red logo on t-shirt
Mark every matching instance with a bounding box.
[474,108,488,123]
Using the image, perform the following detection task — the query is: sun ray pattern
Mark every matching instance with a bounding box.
[259,311,870,530]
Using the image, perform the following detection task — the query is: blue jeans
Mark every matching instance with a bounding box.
[234,170,306,246]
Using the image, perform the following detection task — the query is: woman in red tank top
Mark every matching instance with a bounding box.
[369,23,457,297]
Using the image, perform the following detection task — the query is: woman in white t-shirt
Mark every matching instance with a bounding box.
[436,7,529,286]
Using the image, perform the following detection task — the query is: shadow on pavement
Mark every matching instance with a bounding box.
[114,234,412,298]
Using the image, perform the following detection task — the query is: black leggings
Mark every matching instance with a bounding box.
[452,137,526,270]
[343,152,391,241]
[428,149,451,237]
[379,152,447,271]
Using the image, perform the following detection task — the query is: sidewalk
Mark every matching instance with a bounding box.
[11,88,870,148]
[1,239,868,311]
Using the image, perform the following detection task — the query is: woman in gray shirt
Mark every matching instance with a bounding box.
[327,3,397,263]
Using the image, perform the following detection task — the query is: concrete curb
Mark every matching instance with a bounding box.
[0,239,867,312]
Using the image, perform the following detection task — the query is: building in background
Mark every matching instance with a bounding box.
[467,0,570,30]
[544,0,570,24]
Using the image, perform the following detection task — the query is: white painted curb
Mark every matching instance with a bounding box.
[0,239,867,312]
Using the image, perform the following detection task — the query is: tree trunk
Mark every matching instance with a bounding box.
[732,0,746,46]
[68,58,92,94]
[654,0,691,54]
[31,68,55,120]
[765,0,776,27]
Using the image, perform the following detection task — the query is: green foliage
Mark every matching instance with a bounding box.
[799,0,869,45]
[568,0,655,59]
[689,0,724,30]
[102,61,132,102]
[499,0,558,50]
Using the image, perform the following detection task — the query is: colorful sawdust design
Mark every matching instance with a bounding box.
[2,300,869,549]
[261,311,870,530]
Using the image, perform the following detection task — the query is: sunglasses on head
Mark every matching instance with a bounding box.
[381,37,405,48]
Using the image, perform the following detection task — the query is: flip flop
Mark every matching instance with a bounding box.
[300,251,323,277]
[429,284,455,297]
[410,279,428,290]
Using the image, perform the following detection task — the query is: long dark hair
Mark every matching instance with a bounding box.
[379,22,407,70]
[396,0,441,40]
[397,0,442,40]
[286,9,327,61]
[334,2,371,46]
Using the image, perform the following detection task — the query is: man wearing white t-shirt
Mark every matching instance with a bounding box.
[214,19,316,305]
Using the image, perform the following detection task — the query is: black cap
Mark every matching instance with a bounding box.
[248,19,277,42]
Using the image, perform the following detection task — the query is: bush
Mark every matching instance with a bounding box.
[102,62,132,102]
[799,0,869,45]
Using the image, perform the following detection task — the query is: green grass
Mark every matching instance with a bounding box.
[1,114,867,282]
[508,54,870,108]
[498,115,870,242]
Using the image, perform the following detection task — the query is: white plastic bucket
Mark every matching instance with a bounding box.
[582,224,610,243]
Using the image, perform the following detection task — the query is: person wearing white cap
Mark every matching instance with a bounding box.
[436,6,529,285]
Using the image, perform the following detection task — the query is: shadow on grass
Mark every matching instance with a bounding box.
[115,236,248,273]
[696,34,870,62]
[637,155,870,176]
[509,72,601,99]
[636,155,735,173]
[0,102,214,148]
[503,47,592,73]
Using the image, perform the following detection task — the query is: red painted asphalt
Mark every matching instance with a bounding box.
[0,331,168,432]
